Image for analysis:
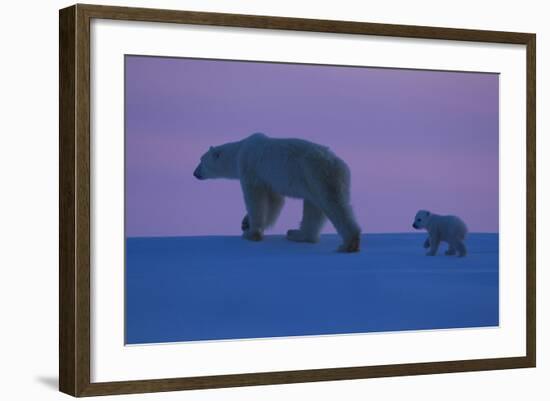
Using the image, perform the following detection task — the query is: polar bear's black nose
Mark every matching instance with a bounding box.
[193,167,203,180]
[412,223,418,229]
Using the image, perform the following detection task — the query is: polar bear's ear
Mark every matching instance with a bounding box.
[209,146,221,159]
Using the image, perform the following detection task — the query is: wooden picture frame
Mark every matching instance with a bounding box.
[59,3,536,397]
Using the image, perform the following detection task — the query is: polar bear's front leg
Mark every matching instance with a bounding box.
[241,215,250,232]
[242,191,284,234]
[240,181,268,241]
[265,192,285,228]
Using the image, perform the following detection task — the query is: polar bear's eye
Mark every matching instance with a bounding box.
[416,218,421,222]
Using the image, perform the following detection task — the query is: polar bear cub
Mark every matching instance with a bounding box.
[193,133,361,252]
[412,210,468,257]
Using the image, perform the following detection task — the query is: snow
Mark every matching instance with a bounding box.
[126,233,498,344]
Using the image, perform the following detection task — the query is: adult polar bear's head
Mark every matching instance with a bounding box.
[412,210,431,229]
[193,143,239,180]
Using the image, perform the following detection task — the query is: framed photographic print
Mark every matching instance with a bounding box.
[59,4,536,397]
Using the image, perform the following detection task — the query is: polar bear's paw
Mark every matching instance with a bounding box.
[242,229,263,241]
[338,234,360,253]
[241,215,249,232]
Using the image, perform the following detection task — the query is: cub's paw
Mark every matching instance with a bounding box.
[423,239,430,249]
[445,249,456,256]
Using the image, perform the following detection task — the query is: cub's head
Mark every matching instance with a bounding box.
[412,210,431,229]
[193,145,236,180]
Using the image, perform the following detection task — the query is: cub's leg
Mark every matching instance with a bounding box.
[445,243,457,256]
[455,240,467,257]
[423,237,430,249]
[426,234,440,256]
[287,199,326,243]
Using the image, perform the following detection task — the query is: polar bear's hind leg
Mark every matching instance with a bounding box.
[265,191,285,228]
[286,200,325,243]
[318,199,361,253]
[311,173,360,252]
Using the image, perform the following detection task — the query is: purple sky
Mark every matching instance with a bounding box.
[125,56,499,237]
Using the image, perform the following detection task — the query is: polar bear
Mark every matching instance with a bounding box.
[193,133,361,252]
[412,210,468,257]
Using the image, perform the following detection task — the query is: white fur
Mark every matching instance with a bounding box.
[412,210,468,257]
[194,133,361,252]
